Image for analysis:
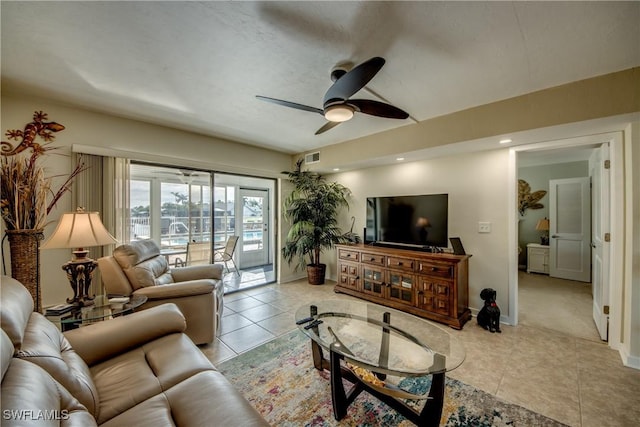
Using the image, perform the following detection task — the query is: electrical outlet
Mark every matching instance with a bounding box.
[478,222,491,233]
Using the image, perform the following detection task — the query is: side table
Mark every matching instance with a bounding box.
[527,243,550,274]
[45,295,147,332]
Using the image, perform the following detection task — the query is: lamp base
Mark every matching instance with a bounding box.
[61,258,98,307]
[540,236,549,246]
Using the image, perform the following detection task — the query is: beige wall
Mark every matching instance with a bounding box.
[302,67,640,172]
[1,94,291,307]
[327,149,510,315]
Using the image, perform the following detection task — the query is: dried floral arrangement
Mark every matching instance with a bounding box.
[1,111,87,230]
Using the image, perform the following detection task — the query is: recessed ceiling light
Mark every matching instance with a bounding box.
[332,168,340,172]
[499,138,512,144]
[396,157,405,161]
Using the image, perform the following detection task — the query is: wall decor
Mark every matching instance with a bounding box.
[518,179,546,216]
[1,111,86,311]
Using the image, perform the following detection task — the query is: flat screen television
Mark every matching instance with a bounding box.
[365,194,449,249]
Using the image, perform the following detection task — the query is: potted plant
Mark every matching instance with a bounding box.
[282,159,360,285]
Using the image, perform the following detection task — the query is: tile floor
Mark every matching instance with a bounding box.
[200,279,640,427]
[221,265,276,293]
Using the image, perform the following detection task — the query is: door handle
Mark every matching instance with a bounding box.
[551,235,559,238]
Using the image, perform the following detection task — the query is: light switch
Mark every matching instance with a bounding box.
[478,222,491,233]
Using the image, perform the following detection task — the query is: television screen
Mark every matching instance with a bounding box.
[366,194,449,248]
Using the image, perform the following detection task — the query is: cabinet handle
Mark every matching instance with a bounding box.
[431,267,437,272]
[418,291,424,295]
[370,257,376,261]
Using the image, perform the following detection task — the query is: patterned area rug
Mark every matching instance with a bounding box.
[219,330,567,426]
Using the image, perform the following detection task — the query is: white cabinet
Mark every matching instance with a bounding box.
[527,243,549,274]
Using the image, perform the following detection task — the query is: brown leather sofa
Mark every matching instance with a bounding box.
[0,276,268,426]
[98,240,224,344]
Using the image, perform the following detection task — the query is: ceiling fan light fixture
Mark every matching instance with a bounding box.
[324,105,354,122]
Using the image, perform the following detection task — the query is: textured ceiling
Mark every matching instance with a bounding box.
[2,1,639,154]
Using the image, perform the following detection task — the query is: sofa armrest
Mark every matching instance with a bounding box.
[172,264,223,281]
[134,280,216,300]
[63,303,186,366]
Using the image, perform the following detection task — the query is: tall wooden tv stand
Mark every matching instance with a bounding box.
[334,243,471,329]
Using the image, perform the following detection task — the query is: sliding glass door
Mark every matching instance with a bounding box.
[129,164,276,289]
[239,188,269,268]
[129,164,212,265]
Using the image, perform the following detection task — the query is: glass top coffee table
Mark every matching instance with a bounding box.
[295,299,465,426]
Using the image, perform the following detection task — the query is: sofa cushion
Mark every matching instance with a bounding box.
[0,276,35,350]
[2,330,96,427]
[90,333,215,424]
[99,371,269,427]
[113,241,174,289]
[15,313,99,418]
[1,330,15,381]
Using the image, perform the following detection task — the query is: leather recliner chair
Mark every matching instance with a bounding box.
[98,240,224,344]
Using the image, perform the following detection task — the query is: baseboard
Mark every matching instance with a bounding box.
[279,273,307,284]
[619,345,640,370]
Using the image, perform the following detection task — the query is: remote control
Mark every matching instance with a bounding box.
[304,319,323,330]
[295,316,315,325]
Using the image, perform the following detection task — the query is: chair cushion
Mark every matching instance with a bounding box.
[113,241,174,290]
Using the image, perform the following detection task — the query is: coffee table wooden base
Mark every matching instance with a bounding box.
[311,340,445,427]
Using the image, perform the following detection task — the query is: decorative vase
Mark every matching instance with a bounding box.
[6,229,44,312]
[306,264,326,285]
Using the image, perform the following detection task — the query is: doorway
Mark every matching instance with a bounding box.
[509,132,624,349]
[238,188,269,268]
[214,173,276,292]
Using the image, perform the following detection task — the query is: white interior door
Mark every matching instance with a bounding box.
[238,188,269,268]
[590,144,610,340]
[549,177,591,282]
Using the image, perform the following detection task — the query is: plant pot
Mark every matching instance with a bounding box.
[6,229,44,312]
[306,263,326,285]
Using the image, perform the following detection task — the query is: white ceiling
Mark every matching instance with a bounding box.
[2,1,639,155]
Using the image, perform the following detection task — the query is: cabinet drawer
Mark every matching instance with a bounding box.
[418,262,453,279]
[338,249,360,262]
[339,274,359,289]
[529,248,547,256]
[340,263,358,276]
[361,252,385,266]
[387,256,415,271]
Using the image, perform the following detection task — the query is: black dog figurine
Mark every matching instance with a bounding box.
[477,288,501,333]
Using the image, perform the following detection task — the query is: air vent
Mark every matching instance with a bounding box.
[305,151,320,164]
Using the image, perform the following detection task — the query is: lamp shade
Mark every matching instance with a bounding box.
[41,209,117,249]
[535,217,550,231]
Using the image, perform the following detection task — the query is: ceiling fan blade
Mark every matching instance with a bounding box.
[323,57,385,106]
[347,99,409,119]
[315,121,342,135]
[256,95,323,115]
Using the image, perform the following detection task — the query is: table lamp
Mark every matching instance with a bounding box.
[41,208,117,306]
[536,217,550,245]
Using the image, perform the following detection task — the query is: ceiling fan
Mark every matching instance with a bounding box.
[256,57,409,135]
